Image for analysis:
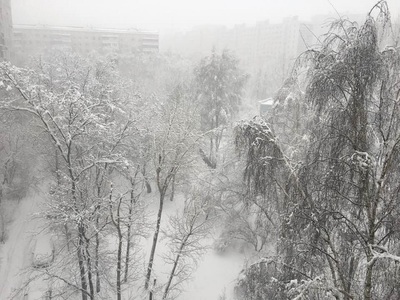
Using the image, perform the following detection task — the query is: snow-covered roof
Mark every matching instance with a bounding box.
[13,24,158,35]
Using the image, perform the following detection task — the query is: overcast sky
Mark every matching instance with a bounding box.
[11,0,400,32]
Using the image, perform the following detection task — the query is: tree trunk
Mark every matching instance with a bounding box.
[73,175,89,300]
[116,196,123,300]
[364,208,377,300]
[199,148,216,169]
[95,215,101,293]
[78,225,89,300]
[124,222,132,283]
[169,175,176,202]
[162,235,190,300]
[116,228,123,300]
[124,184,135,283]
[95,183,102,293]
[145,190,166,289]
[149,279,156,300]
[364,257,375,300]
[79,189,94,299]
[142,164,152,193]
[84,237,94,299]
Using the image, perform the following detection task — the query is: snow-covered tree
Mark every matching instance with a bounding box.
[0,52,148,299]
[234,2,400,299]
[195,50,248,168]
[144,83,204,290]
[161,190,212,300]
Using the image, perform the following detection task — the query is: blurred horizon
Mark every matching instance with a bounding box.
[11,0,400,33]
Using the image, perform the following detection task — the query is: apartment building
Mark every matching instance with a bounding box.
[162,17,314,75]
[13,25,159,57]
[231,17,311,73]
[0,0,12,61]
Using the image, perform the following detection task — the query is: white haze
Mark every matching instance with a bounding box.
[11,0,400,32]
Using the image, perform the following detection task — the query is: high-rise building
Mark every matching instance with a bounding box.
[12,25,159,58]
[162,17,314,75]
[0,0,12,61]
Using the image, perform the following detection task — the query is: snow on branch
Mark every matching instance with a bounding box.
[368,244,400,266]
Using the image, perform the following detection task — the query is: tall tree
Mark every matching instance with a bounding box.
[144,84,202,290]
[195,50,248,168]
[161,191,211,300]
[234,2,400,299]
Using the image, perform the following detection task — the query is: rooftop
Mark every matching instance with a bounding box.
[13,24,158,35]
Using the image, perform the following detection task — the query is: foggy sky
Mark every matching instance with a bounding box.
[11,0,400,32]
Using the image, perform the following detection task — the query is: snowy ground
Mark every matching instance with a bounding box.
[0,187,248,300]
[142,194,248,300]
[179,248,245,300]
[0,187,50,300]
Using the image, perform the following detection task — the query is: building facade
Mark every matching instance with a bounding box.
[162,17,314,73]
[13,25,159,58]
[0,0,12,61]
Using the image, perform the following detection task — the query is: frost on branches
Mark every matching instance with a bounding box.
[0,52,150,300]
[233,2,400,300]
